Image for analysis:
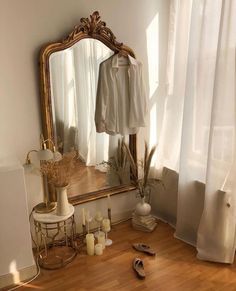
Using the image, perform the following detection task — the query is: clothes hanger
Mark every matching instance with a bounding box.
[117,49,129,58]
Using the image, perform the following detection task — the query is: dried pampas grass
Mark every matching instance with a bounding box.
[41,151,76,187]
[124,142,160,198]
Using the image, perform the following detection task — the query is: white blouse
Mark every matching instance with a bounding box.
[95,54,148,135]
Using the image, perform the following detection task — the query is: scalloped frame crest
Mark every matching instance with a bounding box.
[64,11,122,48]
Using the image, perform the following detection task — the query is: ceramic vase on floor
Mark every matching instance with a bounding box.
[56,185,70,216]
[133,195,157,232]
[135,197,151,216]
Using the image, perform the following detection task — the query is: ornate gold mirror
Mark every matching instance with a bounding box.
[39,11,137,205]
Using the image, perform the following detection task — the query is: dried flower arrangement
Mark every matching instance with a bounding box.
[41,151,76,187]
[123,142,161,199]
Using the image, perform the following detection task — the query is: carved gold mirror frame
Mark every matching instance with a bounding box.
[39,11,137,205]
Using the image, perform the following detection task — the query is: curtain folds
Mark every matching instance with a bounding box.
[156,0,236,263]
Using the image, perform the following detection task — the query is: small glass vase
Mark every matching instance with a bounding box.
[56,185,70,216]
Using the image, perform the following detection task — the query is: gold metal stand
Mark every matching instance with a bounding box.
[33,206,77,269]
[34,174,56,213]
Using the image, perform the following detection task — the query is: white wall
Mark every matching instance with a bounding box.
[0,0,169,284]
[0,158,36,287]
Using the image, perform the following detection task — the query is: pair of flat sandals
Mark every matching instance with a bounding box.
[132,243,156,279]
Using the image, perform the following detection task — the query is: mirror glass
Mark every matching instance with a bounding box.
[49,39,130,197]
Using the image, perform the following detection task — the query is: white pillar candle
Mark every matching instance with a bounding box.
[107,194,111,209]
[95,243,103,255]
[98,231,106,249]
[82,208,85,225]
[86,233,95,256]
[102,218,111,232]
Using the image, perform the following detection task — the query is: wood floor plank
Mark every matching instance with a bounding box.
[18,221,236,291]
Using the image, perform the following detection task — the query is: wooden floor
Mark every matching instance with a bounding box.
[19,221,236,291]
[67,159,109,197]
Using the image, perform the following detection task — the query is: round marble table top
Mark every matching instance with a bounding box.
[33,204,74,223]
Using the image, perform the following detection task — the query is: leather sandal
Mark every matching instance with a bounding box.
[133,258,145,279]
[132,243,156,256]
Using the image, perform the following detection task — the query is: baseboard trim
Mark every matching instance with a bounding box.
[0,264,37,290]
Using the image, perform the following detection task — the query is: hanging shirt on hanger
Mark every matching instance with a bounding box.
[95,54,148,135]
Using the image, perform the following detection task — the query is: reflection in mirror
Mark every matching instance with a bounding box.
[49,39,130,197]
[40,11,137,204]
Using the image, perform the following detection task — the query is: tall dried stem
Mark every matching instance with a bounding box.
[124,141,157,198]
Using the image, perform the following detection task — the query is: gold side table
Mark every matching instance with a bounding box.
[33,204,77,269]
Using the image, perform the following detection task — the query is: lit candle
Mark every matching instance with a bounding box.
[86,233,95,256]
[98,231,106,249]
[82,208,85,225]
[95,243,103,255]
[107,194,111,209]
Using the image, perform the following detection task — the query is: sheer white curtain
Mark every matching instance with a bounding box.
[156,0,236,263]
[49,39,119,166]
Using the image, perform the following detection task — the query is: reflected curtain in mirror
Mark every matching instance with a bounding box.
[49,39,120,164]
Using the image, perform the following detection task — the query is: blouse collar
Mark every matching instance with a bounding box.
[111,54,138,68]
